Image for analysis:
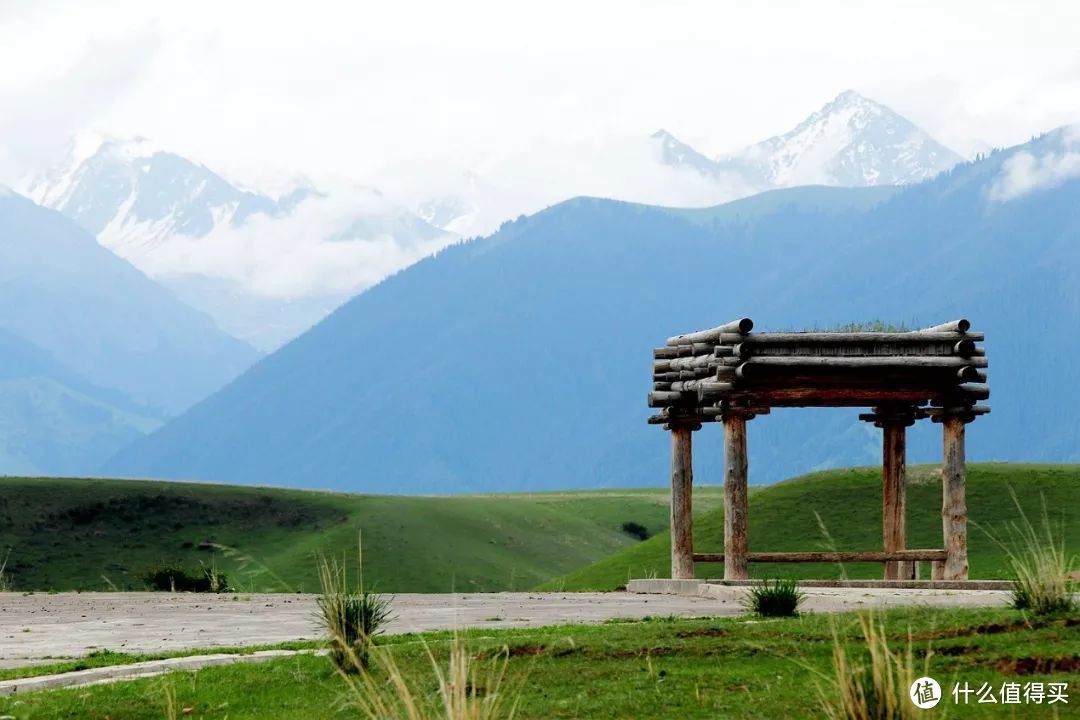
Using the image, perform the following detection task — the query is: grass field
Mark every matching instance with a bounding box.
[1,607,1076,718]
[0,478,724,593]
[542,463,1080,590]
[2,463,1075,594]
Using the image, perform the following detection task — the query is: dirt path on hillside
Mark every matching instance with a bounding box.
[0,589,1009,667]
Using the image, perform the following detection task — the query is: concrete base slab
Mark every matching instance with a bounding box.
[624,579,705,595]
[700,579,1013,591]
[698,584,1011,611]
[627,578,1013,612]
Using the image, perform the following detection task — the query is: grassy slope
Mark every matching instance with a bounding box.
[543,463,1080,590]
[2,608,1077,718]
[0,478,723,593]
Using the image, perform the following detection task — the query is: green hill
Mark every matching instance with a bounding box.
[0,477,723,592]
[542,463,1080,590]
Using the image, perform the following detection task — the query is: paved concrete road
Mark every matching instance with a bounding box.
[0,588,1009,667]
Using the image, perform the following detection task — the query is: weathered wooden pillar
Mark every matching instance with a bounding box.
[669,422,699,580]
[723,411,749,580]
[941,414,969,580]
[862,406,920,580]
[881,421,908,580]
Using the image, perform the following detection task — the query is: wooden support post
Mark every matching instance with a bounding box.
[669,423,696,580]
[723,412,749,580]
[882,422,912,580]
[941,415,969,580]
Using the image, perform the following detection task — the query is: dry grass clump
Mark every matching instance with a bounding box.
[335,636,521,720]
[982,490,1076,616]
[817,612,928,720]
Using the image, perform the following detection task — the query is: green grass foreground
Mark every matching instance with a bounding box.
[544,464,1080,590]
[1,607,1077,718]
[0,478,723,592]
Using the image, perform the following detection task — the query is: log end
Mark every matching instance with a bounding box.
[955,338,976,357]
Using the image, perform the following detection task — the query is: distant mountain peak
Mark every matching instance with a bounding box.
[657,90,962,189]
[650,128,720,177]
[19,135,302,267]
[20,133,456,351]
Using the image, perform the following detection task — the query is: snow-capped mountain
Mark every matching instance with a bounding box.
[21,134,456,350]
[652,129,720,177]
[20,134,309,265]
[413,91,962,238]
[657,90,963,189]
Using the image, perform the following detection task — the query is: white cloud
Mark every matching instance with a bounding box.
[140,186,457,299]
[4,0,1080,190]
[0,19,159,183]
[988,126,1080,202]
[380,135,755,238]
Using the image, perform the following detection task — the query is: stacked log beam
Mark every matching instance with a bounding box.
[648,318,989,419]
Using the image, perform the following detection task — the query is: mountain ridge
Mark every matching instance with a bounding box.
[0,190,259,417]
[656,90,963,189]
[103,128,1080,491]
[22,135,456,350]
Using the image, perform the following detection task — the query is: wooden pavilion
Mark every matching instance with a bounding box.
[647,318,989,582]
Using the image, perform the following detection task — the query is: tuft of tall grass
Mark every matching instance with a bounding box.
[981,489,1076,615]
[336,635,521,720]
[743,578,804,617]
[818,612,927,720]
[0,547,12,592]
[316,553,393,672]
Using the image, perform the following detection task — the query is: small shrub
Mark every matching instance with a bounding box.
[744,578,803,617]
[0,547,12,592]
[620,521,650,541]
[317,554,393,672]
[202,559,231,593]
[141,562,231,593]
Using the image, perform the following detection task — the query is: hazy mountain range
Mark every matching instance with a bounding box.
[424,91,963,238]
[104,128,1080,491]
[6,89,1064,486]
[20,134,455,350]
[0,187,257,473]
[15,90,959,355]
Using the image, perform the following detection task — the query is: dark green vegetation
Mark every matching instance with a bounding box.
[545,464,1080,590]
[2,608,1077,718]
[140,562,230,593]
[105,130,1080,492]
[744,578,804,617]
[0,477,722,592]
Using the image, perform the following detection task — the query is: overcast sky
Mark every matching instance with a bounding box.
[2,0,1079,190]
